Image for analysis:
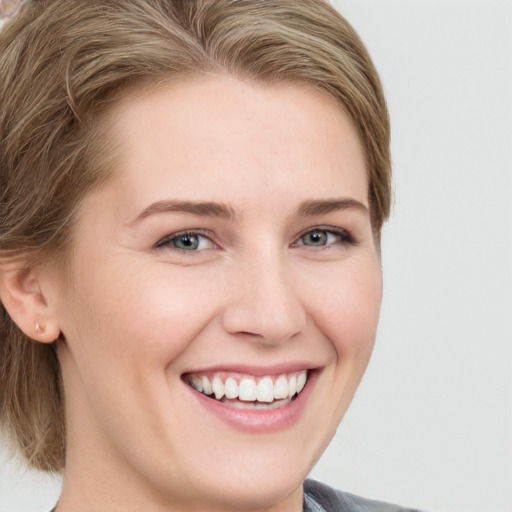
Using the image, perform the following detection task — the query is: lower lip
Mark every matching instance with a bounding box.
[185,372,317,432]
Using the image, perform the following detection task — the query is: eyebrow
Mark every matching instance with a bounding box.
[130,200,237,224]
[130,197,368,225]
[297,198,369,217]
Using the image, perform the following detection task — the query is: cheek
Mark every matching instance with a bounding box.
[296,260,382,450]
[307,262,382,359]
[68,261,221,371]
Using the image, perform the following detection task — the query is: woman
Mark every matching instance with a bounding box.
[0,1,422,511]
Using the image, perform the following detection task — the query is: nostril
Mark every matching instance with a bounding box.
[222,314,306,346]
[221,266,306,343]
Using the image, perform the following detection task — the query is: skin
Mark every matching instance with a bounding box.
[5,75,383,512]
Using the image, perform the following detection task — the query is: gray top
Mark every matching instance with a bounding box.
[303,479,425,512]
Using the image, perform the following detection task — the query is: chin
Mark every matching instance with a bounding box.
[194,465,308,511]
[148,429,322,511]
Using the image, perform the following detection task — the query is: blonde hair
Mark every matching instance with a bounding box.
[0,0,391,472]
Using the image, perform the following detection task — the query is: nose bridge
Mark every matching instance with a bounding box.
[221,244,306,344]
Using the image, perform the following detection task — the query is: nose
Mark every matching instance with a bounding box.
[221,253,307,346]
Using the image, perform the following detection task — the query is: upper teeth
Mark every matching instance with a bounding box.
[187,370,308,403]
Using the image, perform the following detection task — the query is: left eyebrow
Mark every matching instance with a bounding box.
[297,198,369,217]
[128,199,238,225]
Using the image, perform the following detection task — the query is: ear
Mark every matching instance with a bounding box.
[0,262,61,343]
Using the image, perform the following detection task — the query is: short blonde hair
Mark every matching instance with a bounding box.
[0,0,391,472]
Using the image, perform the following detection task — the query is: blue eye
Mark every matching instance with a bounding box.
[298,228,354,248]
[174,234,199,250]
[155,232,215,251]
[301,230,329,246]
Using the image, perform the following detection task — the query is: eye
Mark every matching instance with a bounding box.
[155,231,216,252]
[296,228,354,248]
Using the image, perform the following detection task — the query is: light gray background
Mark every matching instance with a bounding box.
[1,1,511,511]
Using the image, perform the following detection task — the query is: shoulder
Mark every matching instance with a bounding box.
[304,479,426,512]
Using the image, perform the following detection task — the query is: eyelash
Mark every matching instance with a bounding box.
[154,226,357,253]
[154,229,216,253]
[293,227,357,249]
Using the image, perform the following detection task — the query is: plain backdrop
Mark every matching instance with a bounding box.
[1,1,511,511]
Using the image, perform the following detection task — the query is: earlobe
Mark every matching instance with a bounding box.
[0,263,61,343]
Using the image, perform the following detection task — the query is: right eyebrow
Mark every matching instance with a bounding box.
[128,199,238,225]
[297,197,369,217]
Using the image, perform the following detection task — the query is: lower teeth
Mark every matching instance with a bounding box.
[219,397,293,410]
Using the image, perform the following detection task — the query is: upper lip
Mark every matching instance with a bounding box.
[182,362,322,377]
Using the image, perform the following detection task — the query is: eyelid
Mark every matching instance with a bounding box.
[152,225,357,253]
[292,226,357,247]
[153,229,218,252]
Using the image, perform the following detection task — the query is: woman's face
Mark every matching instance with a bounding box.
[50,75,382,511]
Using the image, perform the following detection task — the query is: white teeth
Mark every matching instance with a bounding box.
[212,376,224,400]
[228,398,291,410]
[224,377,238,399]
[273,374,289,399]
[256,376,274,403]
[238,378,257,401]
[288,375,297,398]
[254,400,289,410]
[296,370,307,393]
[189,375,203,393]
[188,370,309,403]
[202,375,212,395]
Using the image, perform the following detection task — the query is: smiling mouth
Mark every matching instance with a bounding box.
[183,370,308,410]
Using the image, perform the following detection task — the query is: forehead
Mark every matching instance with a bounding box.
[98,74,368,217]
